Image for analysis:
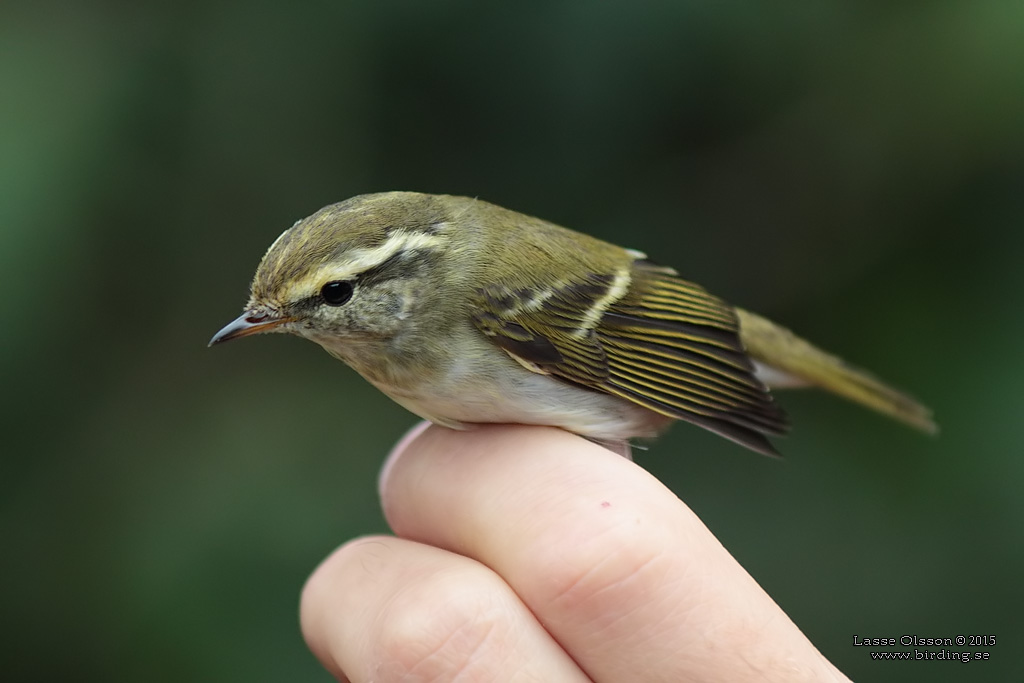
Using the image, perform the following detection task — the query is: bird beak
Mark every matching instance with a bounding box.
[208,311,293,346]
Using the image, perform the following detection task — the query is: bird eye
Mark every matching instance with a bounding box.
[320,280,354,306]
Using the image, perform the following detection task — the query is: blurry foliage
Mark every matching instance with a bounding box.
[2,1,1022,681]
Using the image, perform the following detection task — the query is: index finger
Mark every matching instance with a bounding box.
[380,424,849,683]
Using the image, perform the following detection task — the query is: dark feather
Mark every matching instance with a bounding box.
[471,261,789,455]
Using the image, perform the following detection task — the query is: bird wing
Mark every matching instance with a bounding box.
[471,260,789,456]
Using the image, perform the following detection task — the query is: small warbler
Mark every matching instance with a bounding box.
[210,191,935,456]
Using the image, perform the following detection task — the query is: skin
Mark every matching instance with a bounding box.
[300,424,852,682]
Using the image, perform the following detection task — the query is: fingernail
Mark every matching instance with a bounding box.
[378,421,432,500]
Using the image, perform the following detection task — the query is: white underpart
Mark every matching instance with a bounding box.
[351,347,673,442]
[752,360,809,388]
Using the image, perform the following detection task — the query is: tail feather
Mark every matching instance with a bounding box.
[736,309,937,435]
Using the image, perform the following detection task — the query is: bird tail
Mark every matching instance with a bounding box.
[736,309,937,434]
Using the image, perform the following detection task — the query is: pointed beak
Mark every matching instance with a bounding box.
[208,311,293,346]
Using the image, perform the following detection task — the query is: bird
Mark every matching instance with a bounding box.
[210,191,936,457]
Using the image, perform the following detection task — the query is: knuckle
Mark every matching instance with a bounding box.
[301,536,393,614]
[536,517,676,621]
[372,570,520,681]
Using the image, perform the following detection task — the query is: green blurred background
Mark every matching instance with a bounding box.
[3,1,1022,681]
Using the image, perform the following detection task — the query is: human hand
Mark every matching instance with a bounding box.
[301,423,851,682]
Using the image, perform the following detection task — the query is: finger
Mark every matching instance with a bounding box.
[300,535,592,683]
[380,424,848,683]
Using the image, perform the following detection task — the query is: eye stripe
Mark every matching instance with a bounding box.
[278,230,444,302]
[329,230,444,278]
[359,248,440,285]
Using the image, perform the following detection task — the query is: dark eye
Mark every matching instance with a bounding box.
[320,280,354,306]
